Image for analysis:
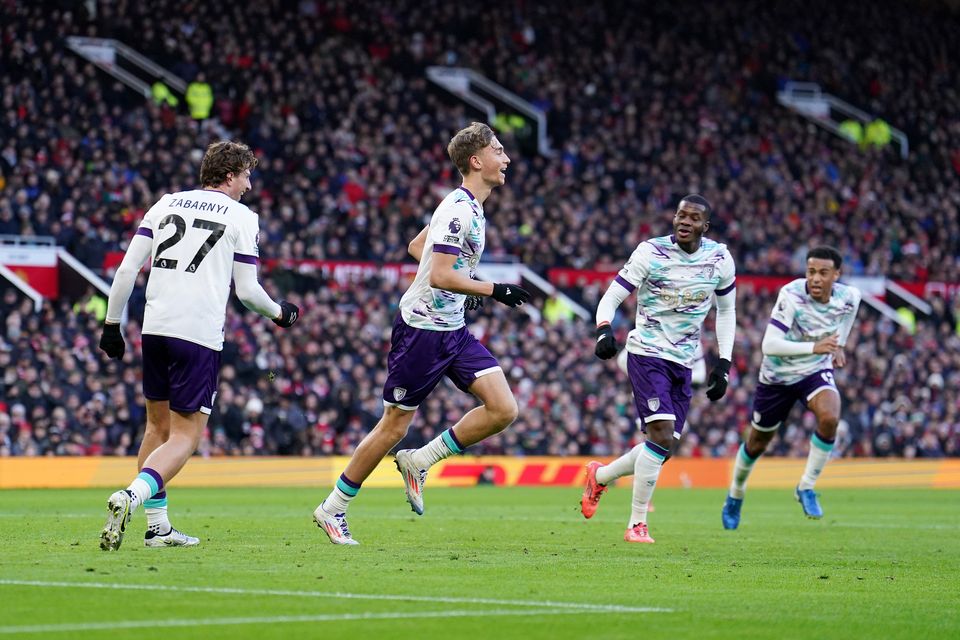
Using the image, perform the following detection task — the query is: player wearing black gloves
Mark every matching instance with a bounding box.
[97,141,299,552]
[316,123,532,545]
[580,194,737,543]
[706,358,731,402]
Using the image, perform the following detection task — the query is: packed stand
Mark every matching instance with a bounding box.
[2,279,958,459]
[3,1,960,281]
[2,0,960,459]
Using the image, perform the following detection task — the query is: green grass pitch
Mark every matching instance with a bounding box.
[1,486,958,639]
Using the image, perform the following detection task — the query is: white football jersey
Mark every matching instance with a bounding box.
[618,234,736,367]
[137,189,260,350]
[399,187,485,331]
[760,278,861,385]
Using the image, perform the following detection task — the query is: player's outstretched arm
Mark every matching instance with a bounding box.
[232,261,298,327]
[99,232,153,359]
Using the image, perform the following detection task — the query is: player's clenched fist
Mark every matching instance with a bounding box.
[706,358,731,401]
[491,283,531,307]
[272,300,300,328]
[595,324,617,360]
[99,322,126,359]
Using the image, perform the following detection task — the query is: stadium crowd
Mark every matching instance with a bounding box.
[4,0,960,280]
[2,0,960,458]
[2,278,959,460]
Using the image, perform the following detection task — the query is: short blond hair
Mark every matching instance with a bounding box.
[447,122,494,176]
[200,141,258,187]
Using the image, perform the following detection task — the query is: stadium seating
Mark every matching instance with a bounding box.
[1,1,958,458]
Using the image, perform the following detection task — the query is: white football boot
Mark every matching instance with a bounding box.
[394,449,427,515]
[313,505,359,545]
[99,490,133,551]
[144,527,200,547]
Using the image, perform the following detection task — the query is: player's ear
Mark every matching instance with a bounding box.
[702,219,709,233]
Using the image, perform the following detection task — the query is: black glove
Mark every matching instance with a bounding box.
[272,300,300,328]
[706,358,732,402]
[491,283,531,308]
[464,295,484,311]
[99,323,125,360]
[594,324,617,360]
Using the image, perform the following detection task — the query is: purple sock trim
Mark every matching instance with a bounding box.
[339,473,361,490]
[151,490,167,500]
[445,428,465,452]
[141,467,164,493]
[645,440,670,458]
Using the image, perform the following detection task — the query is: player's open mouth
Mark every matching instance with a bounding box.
[677,228,691,237]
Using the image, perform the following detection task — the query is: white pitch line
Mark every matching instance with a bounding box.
[0,579,671,614]
[0,609,605,635]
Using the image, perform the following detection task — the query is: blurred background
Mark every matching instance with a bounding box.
[1,0,958,463]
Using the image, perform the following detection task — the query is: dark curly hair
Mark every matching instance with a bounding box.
[199,141,258,187]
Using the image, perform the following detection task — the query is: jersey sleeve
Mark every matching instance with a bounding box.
[133,196,165,240]
[614,243,651,292]
[716,248,736,296]
[838,287,862,346]
[429,202,470,256]
[768,287,797,333]
[234,211,260,265]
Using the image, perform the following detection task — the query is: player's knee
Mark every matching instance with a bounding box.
[378,416,412,441]
[818,415,839,434]
[489,398,519,430]
[144,420,170,440]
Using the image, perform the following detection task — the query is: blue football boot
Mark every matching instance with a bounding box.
[721,495,743,530]
[795,486,823,519]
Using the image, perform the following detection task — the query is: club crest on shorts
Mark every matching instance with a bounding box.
[393,387,407,402]
[647,397,660,412]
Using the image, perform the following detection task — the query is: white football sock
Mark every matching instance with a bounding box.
[321,473,361,514]
[146,507,170,533]
[126,478,154,508]
[411,428,463,469]
[729,443,760,499]
[629,442,667,526]
[798,433,834,490]
[596,444,644,485]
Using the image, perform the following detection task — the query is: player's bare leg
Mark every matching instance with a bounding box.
[138,400,170,469]
[397,371,518,515]
[140,410,208,480]
[134,400,197,547]
[315,405,416,544]
[796,388,840,518]
[344,406,418,483]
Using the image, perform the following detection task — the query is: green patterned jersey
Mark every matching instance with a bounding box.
[616,235,736,367]
[400,187,485,331]
[760,278,861,384]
